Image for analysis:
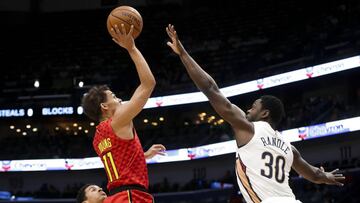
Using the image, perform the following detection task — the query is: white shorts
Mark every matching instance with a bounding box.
[261,197,302,203]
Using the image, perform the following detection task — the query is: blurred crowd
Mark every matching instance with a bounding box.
[0,0,359,159]
[1,0,360,104]
[1,0,360,202]
[0,93,359,159]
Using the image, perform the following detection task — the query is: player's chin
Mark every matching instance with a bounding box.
[246,115,251,121]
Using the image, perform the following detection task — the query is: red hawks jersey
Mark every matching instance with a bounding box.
[93,118,149,191]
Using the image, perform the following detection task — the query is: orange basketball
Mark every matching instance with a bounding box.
[106,6,143,39]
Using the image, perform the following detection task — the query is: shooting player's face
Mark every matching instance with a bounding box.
[100,90,122,115]
[105,90,122,105]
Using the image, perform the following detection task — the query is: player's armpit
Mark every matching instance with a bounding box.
[206,88,253,132]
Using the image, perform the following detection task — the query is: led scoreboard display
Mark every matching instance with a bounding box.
[0,107,83,118]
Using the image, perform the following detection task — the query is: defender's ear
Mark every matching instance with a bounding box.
[261,109,270,119]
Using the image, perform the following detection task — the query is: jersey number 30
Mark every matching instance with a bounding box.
[260,151,285,183]
[102,152,119,182]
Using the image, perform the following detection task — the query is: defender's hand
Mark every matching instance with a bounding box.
[166,24,186,55]
[321,167,345,186]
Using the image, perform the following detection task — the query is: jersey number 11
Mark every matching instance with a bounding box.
[102,152,120,182]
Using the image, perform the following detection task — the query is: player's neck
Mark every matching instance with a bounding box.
[100,111,114,122]
[268,122,276,130]
[261,119,276,129]
[100,115,110,122]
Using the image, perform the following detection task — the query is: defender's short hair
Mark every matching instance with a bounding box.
[260,95,285,128]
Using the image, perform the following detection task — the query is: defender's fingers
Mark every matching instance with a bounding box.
[330,169,340,174]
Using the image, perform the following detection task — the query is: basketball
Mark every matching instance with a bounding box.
[107,6,143,39]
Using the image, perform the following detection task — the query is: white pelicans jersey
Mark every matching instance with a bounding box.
[235,121,296,203]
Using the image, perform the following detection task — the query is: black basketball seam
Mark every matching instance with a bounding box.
[111,9,143,27]
[112,8,143,22]
[110,11,142,26]
[110,14,141,33]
